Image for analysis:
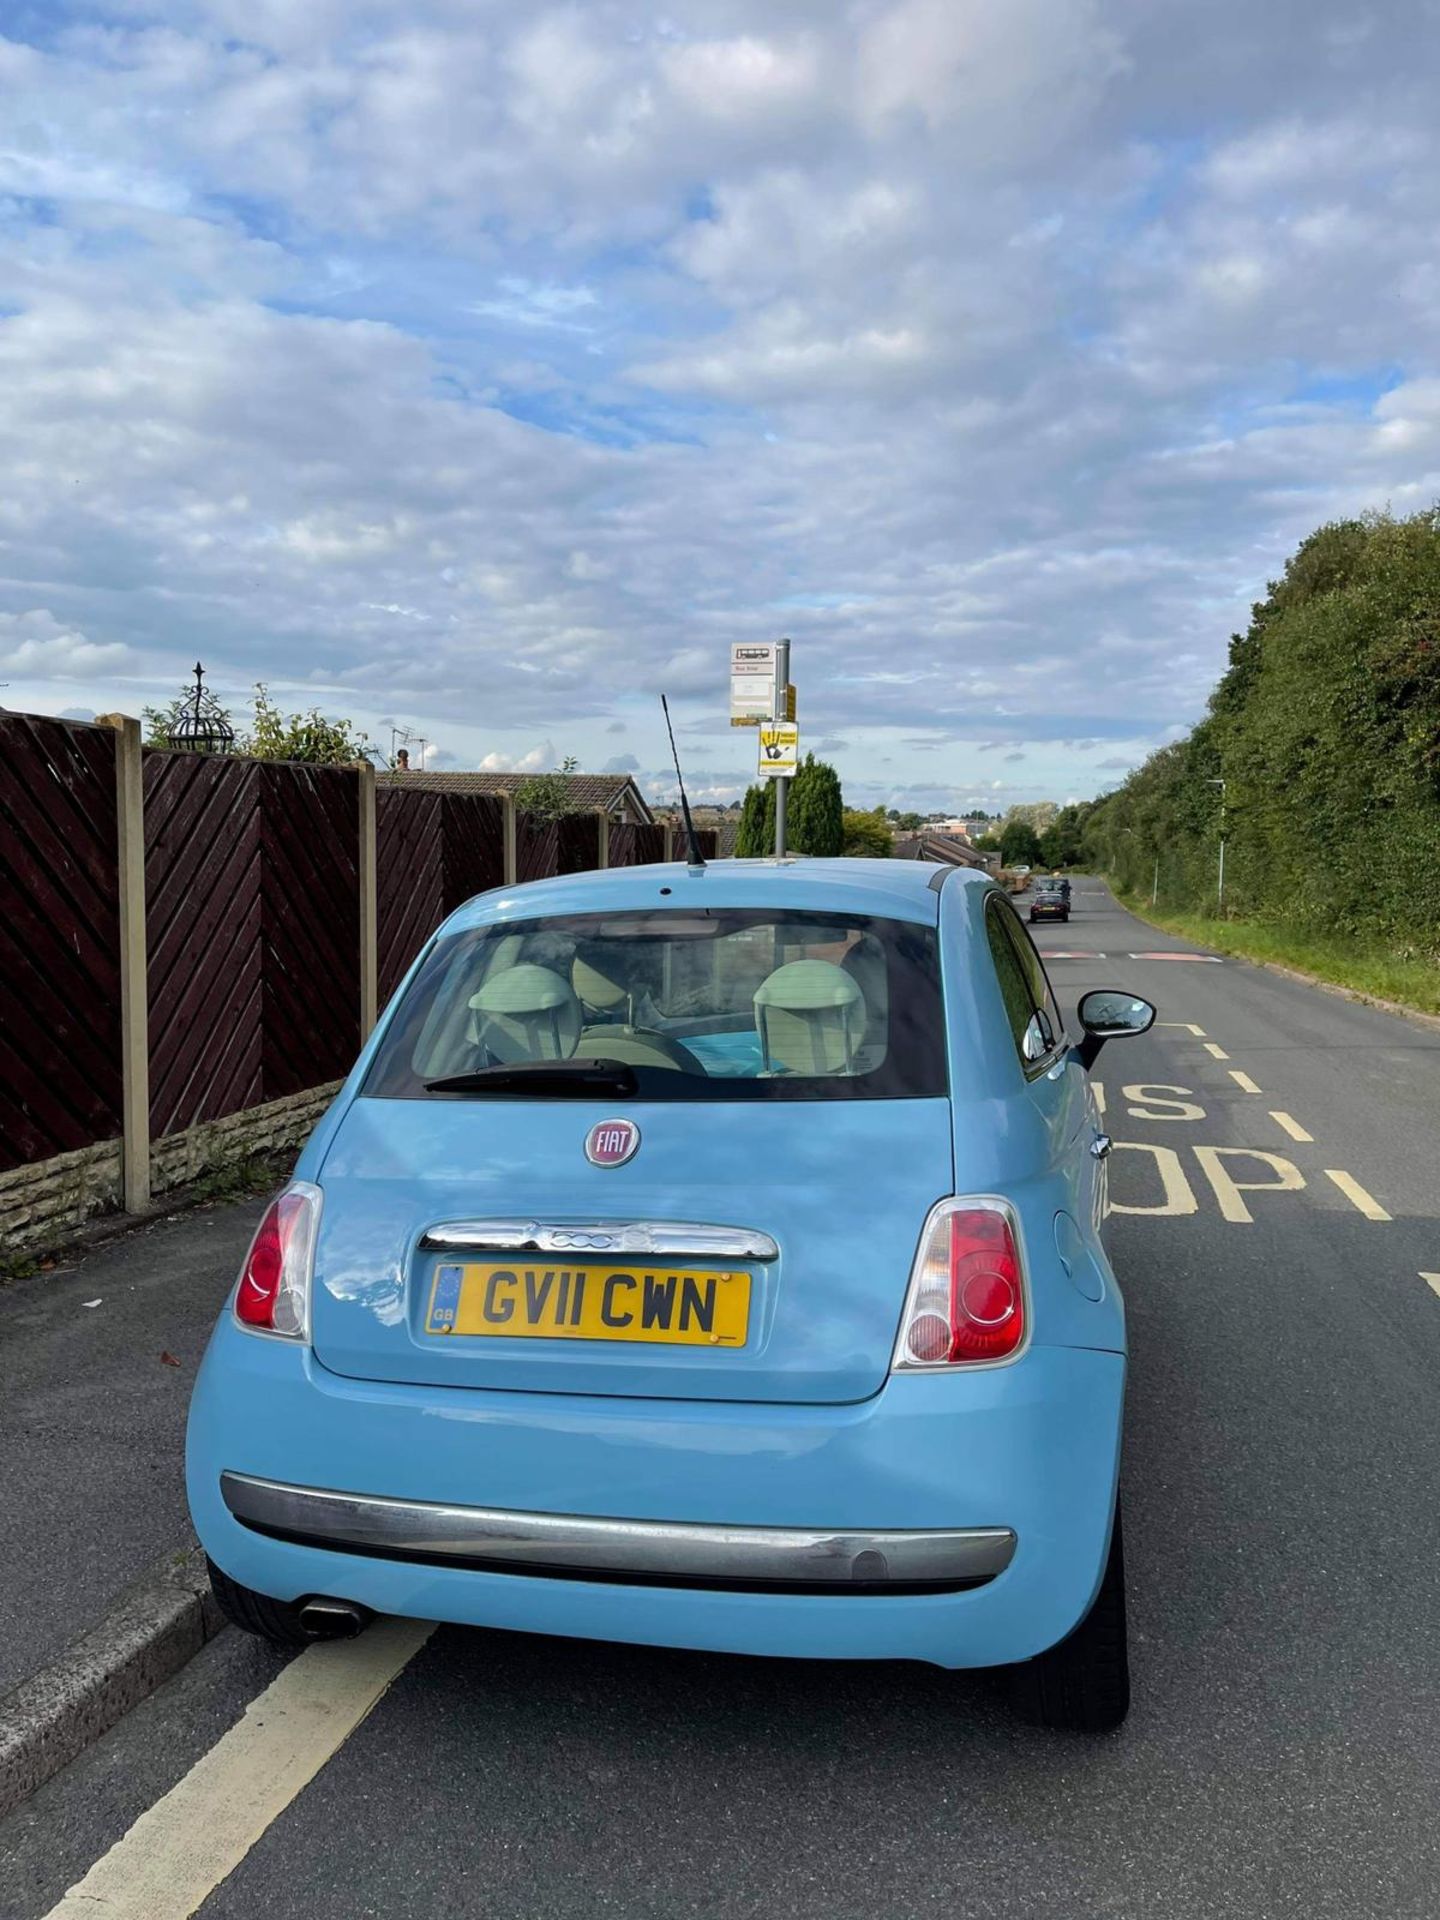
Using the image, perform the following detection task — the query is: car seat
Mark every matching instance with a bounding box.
[571,945,633,1023]
[839,935,888,1071]
[569,943,704,1072]
[576,1026,705,1073]
[754,960,866,1076]
[468,964,582,1062]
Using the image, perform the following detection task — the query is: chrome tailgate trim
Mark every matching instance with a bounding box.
[417,1220,779,1261]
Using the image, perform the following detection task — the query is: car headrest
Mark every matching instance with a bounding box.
[469,964,582,1063]
[571,945,630,1014]
[753,960,865,1076]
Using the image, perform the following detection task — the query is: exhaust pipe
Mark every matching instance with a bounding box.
[298,1598,370,1641]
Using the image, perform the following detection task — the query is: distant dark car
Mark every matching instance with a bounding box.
[1029,881,1069,924]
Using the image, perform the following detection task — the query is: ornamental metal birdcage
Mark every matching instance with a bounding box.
[170,661,236,754]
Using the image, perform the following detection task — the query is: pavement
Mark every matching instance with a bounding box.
[3,877,1439,1919]
[0,1198,266,1698]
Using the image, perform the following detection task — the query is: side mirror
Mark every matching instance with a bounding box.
[1075,989,1156,1069]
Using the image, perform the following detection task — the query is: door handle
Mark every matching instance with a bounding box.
[1090,1134,1112,1160]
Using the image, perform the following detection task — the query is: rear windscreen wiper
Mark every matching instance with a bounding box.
[424,1059,639,1097]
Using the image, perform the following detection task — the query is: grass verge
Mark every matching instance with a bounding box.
[1112,894,1440,1019]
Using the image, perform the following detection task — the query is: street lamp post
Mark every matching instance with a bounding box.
[1207,779,1226,909]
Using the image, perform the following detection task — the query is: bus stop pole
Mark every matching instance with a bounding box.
[773,637,791,858]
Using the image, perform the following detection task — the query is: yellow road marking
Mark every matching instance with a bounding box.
[1323,1170,1391,1221]
[1203,1042,1229,1060]
[1193,1146,1304,1224]
[44,1619,433,1920]
[1122,1083,1204,1121]
[1270,1111,1313,1143]
[1421,1274,1440,1299]
[1108,1142,1199,1216]
[1228,1070,1262,1094]
[1159,1022,1207,1037]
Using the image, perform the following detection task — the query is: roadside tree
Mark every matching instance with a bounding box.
[1000,820,1043,868]
[842,807,893,857]
[515,756,582,822]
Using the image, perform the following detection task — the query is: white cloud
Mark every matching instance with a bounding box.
[0,611,131,677]
[478,741,558,773]
[0,1,1436,800]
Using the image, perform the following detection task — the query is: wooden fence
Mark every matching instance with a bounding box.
[376,789,507,1002]
[0,714,123,1173]
[607,821,666,867]
[1,710,693,1249]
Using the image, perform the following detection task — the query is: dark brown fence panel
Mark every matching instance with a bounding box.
[441,794,505,915]
[516,813,558,883]
[145,752,263,1136]
[556,814,601,875]
[377,787,443,1005]
[607,822,666,867]
[259,765,360,1099]
[694,829,718,859]
[0,715,122,1170]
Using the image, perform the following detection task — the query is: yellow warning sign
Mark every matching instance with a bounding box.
[757,721,799,778]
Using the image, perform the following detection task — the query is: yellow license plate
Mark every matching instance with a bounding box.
[425,1262,751,1347]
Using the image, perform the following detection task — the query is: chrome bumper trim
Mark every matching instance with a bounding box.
[221,1473,1016,1594]
[417,1220,779,1261]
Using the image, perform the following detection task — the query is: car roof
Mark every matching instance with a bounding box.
[443,856,993,933]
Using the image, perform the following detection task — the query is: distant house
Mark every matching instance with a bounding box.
[893,833,990,871]
[926,817,994,842]
[668,807,741,857]
[376,769,654,826]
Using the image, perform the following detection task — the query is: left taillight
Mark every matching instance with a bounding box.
[234,1182,321,1341]
[893,1198,1027,1369]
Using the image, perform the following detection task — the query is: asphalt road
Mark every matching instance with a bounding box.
[4,878,1439,1920]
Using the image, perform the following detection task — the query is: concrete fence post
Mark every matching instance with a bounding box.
[597,812,610,870]
[502,793,517,885]
[662,822,675,863]
[356,760,378,1040]
[100,713,150,1212]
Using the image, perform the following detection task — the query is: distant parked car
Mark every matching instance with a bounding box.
[188,858,1155,1731]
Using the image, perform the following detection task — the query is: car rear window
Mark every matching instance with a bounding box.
[364,907,947,1102]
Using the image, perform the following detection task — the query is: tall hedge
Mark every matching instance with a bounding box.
[1084,509,1440,948]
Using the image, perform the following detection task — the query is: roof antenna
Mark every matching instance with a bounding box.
[661,694,706,872]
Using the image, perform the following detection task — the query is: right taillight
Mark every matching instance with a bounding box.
[235,1182,321,1341]
[893,1200,1026,1369]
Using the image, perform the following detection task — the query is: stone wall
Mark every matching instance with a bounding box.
[0,1140,123,1260]
[0,1082,342,1262]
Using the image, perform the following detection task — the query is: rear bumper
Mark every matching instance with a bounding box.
[187,1318,1124,1670]
[220,1472,1017,1593]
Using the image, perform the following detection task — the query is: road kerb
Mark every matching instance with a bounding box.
[0,1539,224,1821]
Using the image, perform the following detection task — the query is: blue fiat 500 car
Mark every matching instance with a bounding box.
[187,859,1154,1731]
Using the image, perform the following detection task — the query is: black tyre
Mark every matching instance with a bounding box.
[207,1557,314,1648]
[1009,1507,1129,1732]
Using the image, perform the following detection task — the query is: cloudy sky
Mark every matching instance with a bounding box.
[3,1,1439,810]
